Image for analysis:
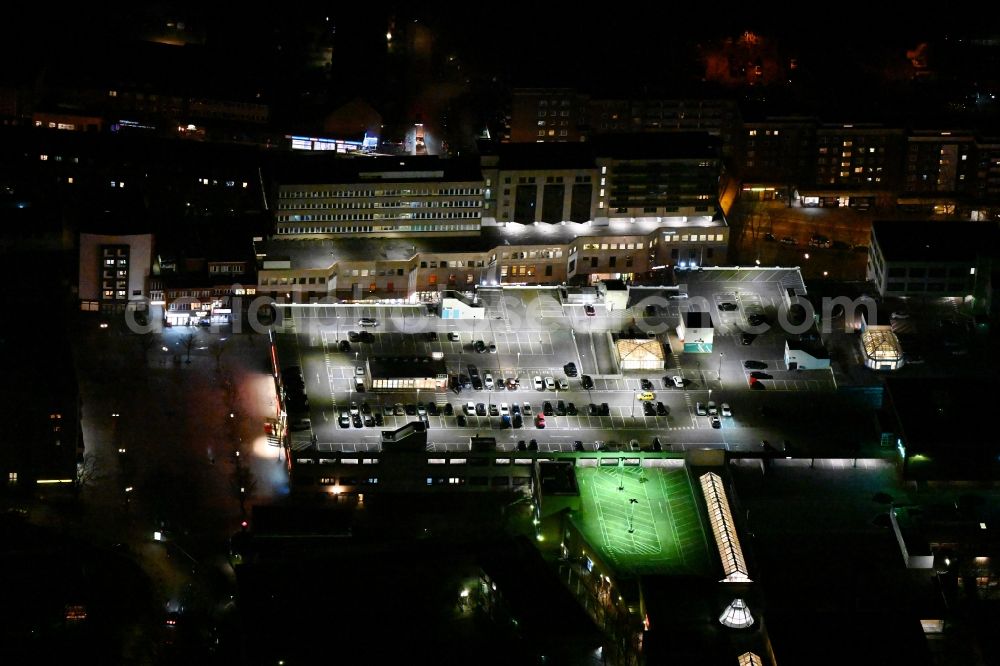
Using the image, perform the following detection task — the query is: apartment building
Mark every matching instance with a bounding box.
[739,117,816,200]
[508,88,589,143]
[78,232,154,314]
[273,155,485,239]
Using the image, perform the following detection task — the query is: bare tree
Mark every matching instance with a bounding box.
[181,333,197,363]
[76,453,103,489]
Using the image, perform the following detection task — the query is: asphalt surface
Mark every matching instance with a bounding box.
[280,280,868,456]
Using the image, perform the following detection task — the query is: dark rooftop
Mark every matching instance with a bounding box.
[886,377,1000,479]
[684,311,713,328]
[275,153,484,185]
[483,141,596,170]
[368,356,447,379]
[591,132,721,161]
[872,221,998,263]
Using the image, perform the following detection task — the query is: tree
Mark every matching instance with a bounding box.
[181,333,197,363]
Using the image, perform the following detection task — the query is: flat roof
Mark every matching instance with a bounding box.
[684,311,713,328]
[571,465,712,576]
[887,378,1000,477]
[275,154,484,185]
[591,132,721,160]
[872,221,996,263]
[369,357,447,379]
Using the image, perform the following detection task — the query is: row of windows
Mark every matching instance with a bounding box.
[580,242,644,251]
[280,187,483,198]
[420,260,486,268]
[661,234,725,242]
[278,200,481,210]
[262,276,330,285]
[277,223,480,235]
[279,211,482,222]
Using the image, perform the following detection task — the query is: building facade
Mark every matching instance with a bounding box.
[78,232,154,314]
[867,221,994,298]
[273,156,485,239]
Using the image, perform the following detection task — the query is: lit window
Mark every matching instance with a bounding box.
[40,154,48,161]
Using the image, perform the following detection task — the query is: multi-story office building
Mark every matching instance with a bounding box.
[972,137,1000,210]
[481,143,597,224]
[508,88,589,143]
[273,155,485,239]
[867,221,995,298]
[260,134,727,299]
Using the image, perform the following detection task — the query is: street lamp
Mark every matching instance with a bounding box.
[718,352,724,382]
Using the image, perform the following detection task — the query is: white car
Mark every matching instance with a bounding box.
[671,375,685,388]
[707,401,718,416]
[448,332,461,342]
[544,376,556,391]
[696,402,707,416]
[358,317,378,327]
[533,376,544,390]
[464,402,476,415]
[721,403,732,417]
[557,378,569,390]
[355,366,365,376]
[499,403,509,415]
[484,373,494,390]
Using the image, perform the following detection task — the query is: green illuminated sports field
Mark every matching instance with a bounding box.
[572,465,713,576]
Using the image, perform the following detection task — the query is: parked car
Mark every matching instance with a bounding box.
[564,362,578,377]
[780,236,797,245]
[339,413,350,428]
[444,403,454,416]
[533,376,544,390]
[543,401,554,416]
[556,400,567,416]
[544,376,556,391]
[584,304,596,317]
[718,302,738,311]
[707,401,718,415]
[741,332,755,345]
[474,340,486,353]
[522,402,532,415]
[566,402,578,416]
[749,371,773,380]
[535,414,546,429]
[669,375,685,388]
[581,375,595,390]
[448,332,461,342]
[484,373,494,390]
[488,343,498,354]
[475,403,487,416]
[743,360,768,370]
[348,331,361,342]
[557,378,570,390]
[339,340,352,352]
[696,402,707,416]
[710,415,721,429]
[600,403,610,416]
[358,317,378,327]
[643,402,656,416]
[721,403,732,417]
[489,404,499,416]
[506,377,519,391]
[638,391,655,401]
[656,402,668,416]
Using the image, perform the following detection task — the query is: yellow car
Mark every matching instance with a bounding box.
[637,391,656,401]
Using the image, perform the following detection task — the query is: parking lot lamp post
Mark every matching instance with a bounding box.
[516,351,520,378]
[718,352,724,382]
